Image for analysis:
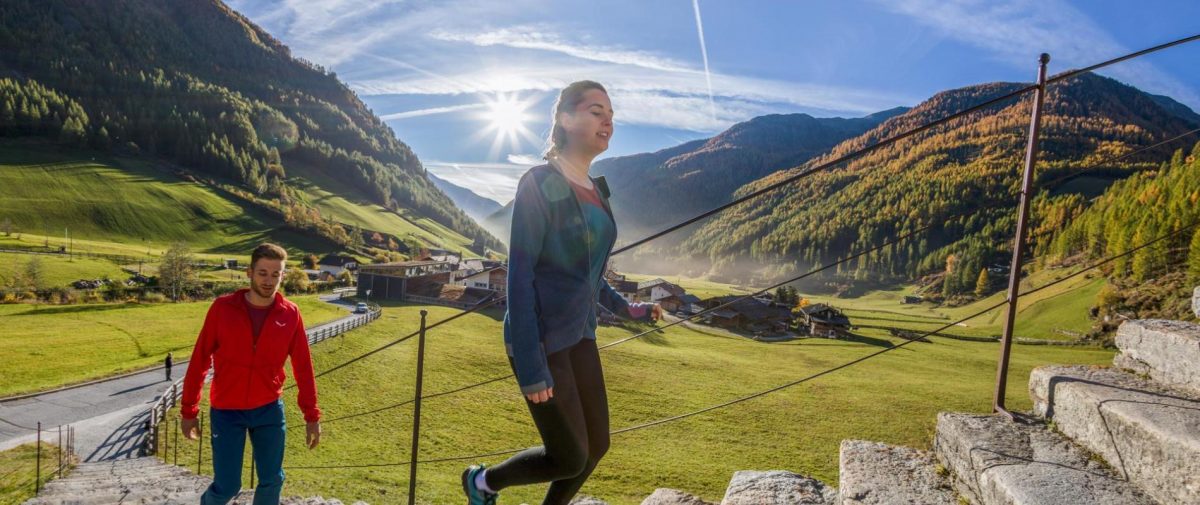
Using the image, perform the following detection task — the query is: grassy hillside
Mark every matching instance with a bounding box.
[0,294,346,397]
[287,161,481,256]
[801,266,1106,342]
[0,142,330,255]
[158,301,1113,504]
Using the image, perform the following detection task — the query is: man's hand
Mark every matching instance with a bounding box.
[525,387,554,404]
[305,421,321,449]
[181,417,200,440]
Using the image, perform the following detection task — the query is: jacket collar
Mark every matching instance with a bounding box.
[230,288,284,317]
[542,161,615,221]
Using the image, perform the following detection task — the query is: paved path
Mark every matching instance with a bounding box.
[0,294,362,461]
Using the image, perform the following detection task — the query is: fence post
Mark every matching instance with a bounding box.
[174,418,179,466]
[57,425,62,474]
[250,446,255,489]
[35,422,41,494]
[197,413,204,474]
[407,310,428,505]
[994,53,1050,418]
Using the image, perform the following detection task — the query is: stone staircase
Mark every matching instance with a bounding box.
[642,287,1200,504]
[22,457,363,505]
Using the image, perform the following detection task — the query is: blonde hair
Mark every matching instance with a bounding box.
[543,80,608,160]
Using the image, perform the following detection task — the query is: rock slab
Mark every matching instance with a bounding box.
[933,412,1153,505]
[838,439,955,505]
[1114,319,1200,393]
[1029,365,1200,505]
[642,488,715,505]
[720,470,836,505]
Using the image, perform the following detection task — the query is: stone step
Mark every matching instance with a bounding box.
[1029,365,1200,505]
[837,440,956,505]
[719,470,837,505]
[1114,319,1200,393]
[641,488,716,505]
[23,458,363,505]
[933,412,1154,505]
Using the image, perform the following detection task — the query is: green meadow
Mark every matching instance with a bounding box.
[0,294,346,397]
[157,298,1114,504]
[0,443,66,505]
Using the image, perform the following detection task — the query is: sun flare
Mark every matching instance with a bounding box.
[476,92,541,160]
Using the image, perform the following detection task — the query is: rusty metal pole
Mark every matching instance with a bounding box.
[407,310,428,505]
[197,413,204,474]
[35,422,41,494]
[994,53,1050,419]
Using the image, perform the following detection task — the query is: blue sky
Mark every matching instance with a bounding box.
[227,0,1200,205]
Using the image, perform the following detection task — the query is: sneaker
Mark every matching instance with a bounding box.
[461,464,497,505]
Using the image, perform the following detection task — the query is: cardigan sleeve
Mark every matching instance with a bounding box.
[506,174,554,394]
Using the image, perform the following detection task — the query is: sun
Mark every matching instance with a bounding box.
[485,94,530,134]
[475,92,542,160]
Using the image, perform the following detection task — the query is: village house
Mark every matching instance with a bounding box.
[355,260,500,309]
[796,303,852,337]
[455,266,508,292]
[699,295,793,334]
[638,278,686,303]
[318,254,358,277]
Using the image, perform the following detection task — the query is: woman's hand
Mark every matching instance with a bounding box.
[525,387,554,404]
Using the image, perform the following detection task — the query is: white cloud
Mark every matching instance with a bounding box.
[380,103,486,120]
[425,160,530,204]
[430,26,698,73]
[875,0,1200,108]
[350,60,911,131]
[506,153,543,165]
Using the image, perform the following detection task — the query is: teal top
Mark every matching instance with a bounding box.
[569,178,616,339]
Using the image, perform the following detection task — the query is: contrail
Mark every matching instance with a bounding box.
[692,0,716,123]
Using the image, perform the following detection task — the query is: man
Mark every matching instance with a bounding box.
[180,243,321,505]
[165,352,173,381]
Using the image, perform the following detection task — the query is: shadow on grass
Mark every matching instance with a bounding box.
[7,302,151,316]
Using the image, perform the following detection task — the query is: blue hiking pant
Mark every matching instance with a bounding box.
[202,399,286,505]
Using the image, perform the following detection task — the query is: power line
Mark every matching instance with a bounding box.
[285,214,1200,471]
[314,203,989,427]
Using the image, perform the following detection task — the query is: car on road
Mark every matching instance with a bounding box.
[355,302,369,314]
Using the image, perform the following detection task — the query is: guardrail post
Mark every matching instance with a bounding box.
[994,53,1050,418]
[197,413,204,474]
[407,310,428,505]
[35,422,41,494]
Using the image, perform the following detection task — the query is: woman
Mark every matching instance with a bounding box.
[462,80,661,505]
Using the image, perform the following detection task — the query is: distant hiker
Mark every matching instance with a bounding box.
[461,80,659,505]
[164,352,173,381]
[179,243,321,505]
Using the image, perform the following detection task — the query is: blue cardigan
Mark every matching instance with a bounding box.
[503,163,634,394]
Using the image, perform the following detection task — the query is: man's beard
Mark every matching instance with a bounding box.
[252,283,276,299]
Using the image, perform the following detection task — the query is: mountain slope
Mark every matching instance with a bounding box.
[426,172,503,224]
[0,0,502,254]
[679,72,1198,291]
[592,108,908,238]
[484,109,908,246]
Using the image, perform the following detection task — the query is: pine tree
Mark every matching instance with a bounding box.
[1188,226,1200,286]
[974,268,990,298]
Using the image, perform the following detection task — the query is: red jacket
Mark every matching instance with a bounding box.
[181,289,321,422]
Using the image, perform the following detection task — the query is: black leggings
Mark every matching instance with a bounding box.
[485,338,610,505]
